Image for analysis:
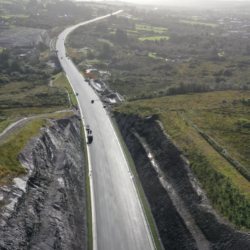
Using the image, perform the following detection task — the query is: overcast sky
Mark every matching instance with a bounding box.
[76,0,249,7]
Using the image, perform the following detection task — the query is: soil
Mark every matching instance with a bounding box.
[0,27,49,47]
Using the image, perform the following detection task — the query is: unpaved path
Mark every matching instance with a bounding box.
[0,109,74,144]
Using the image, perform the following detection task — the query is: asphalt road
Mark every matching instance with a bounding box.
[56,12,154,250]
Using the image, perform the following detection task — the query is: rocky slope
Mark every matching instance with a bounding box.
[0,116,86,250]
[115,113,250,250]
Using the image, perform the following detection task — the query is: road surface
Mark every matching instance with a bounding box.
[56,12,154,250]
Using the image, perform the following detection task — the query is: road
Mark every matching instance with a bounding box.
[56,12,154,250]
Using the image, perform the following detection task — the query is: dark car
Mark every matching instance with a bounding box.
[87,135,93,144]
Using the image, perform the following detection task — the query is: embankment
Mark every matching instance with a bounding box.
[0,116,87,250]
[115,113,250,250]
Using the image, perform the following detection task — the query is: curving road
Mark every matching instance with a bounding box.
[56,12,154,250]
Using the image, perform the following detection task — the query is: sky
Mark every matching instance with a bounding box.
[76,0,248,7]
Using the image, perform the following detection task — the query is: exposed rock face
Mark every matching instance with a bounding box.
[115,113,250,250]
[0,116,86,250]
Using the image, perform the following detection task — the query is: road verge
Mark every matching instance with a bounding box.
[110,117,163,250]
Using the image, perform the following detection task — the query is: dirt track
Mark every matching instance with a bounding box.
[0,109,74,144]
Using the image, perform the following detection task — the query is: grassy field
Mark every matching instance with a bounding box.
[135,24,168,31]
[0,79,70,120]
[98,38,114,47]
[0,112,73,185]
[0,117,19,133]
[1,14,29,18]
[148,53,164,60]
[180,19,217,27]
[114,90,250,229]
[53,72,77,106]
[139,36,170,41]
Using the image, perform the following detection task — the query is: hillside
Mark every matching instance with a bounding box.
[114,90,250,229]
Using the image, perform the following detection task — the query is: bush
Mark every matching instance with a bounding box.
[0,76,10,84]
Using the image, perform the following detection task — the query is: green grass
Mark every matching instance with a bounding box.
[1,14,29,18]
[148,53,164,60]
[139,36,169,41]
[0,79,69,119]
[180,19,217,27]
[98,38,114,47]
[218,52,225,57]
[53,72,77,106]
[135,24,168,31]
[0,117,19,134]
[0,112,73,184]
[114,90,250,230]
[111,118,162,250]
[81,122,92,250]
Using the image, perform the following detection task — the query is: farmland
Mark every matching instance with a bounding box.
[179,19,218,27]
[138,36,169,41]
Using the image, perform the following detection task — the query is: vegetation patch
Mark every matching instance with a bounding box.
[114,90,250,230]
[0,112,73,185]
[53,72,77,106]
[179,20,217,27]
[0,79,69,119]
[235,118,250,128]
[138,36,169,41]
[0,117,19,134]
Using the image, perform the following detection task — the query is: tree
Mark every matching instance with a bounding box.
[115,29,127,45]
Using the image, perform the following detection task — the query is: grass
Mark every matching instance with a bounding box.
[148,53,164,60]
[1,14,29,18]
[0,117,19,133]
[0,79,70,119]
[111,118,162,250]
[97,38,114,47]
[139,36,169,41]
[135,24,168,31]
[81,122,92,250]
[53,72,78,106]
[114,90,250,230]
[179,19,217,27]
[0,112,73,185]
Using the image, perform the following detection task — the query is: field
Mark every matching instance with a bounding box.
[135,24,168,32]
[179,19,218,27]
[148,53,164,60]
[1,14,29,19]
[138,36,169,41]
[98,38,114,47]
[52,72,77,106]
[0,78,70,120]
[114,90,250,229]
